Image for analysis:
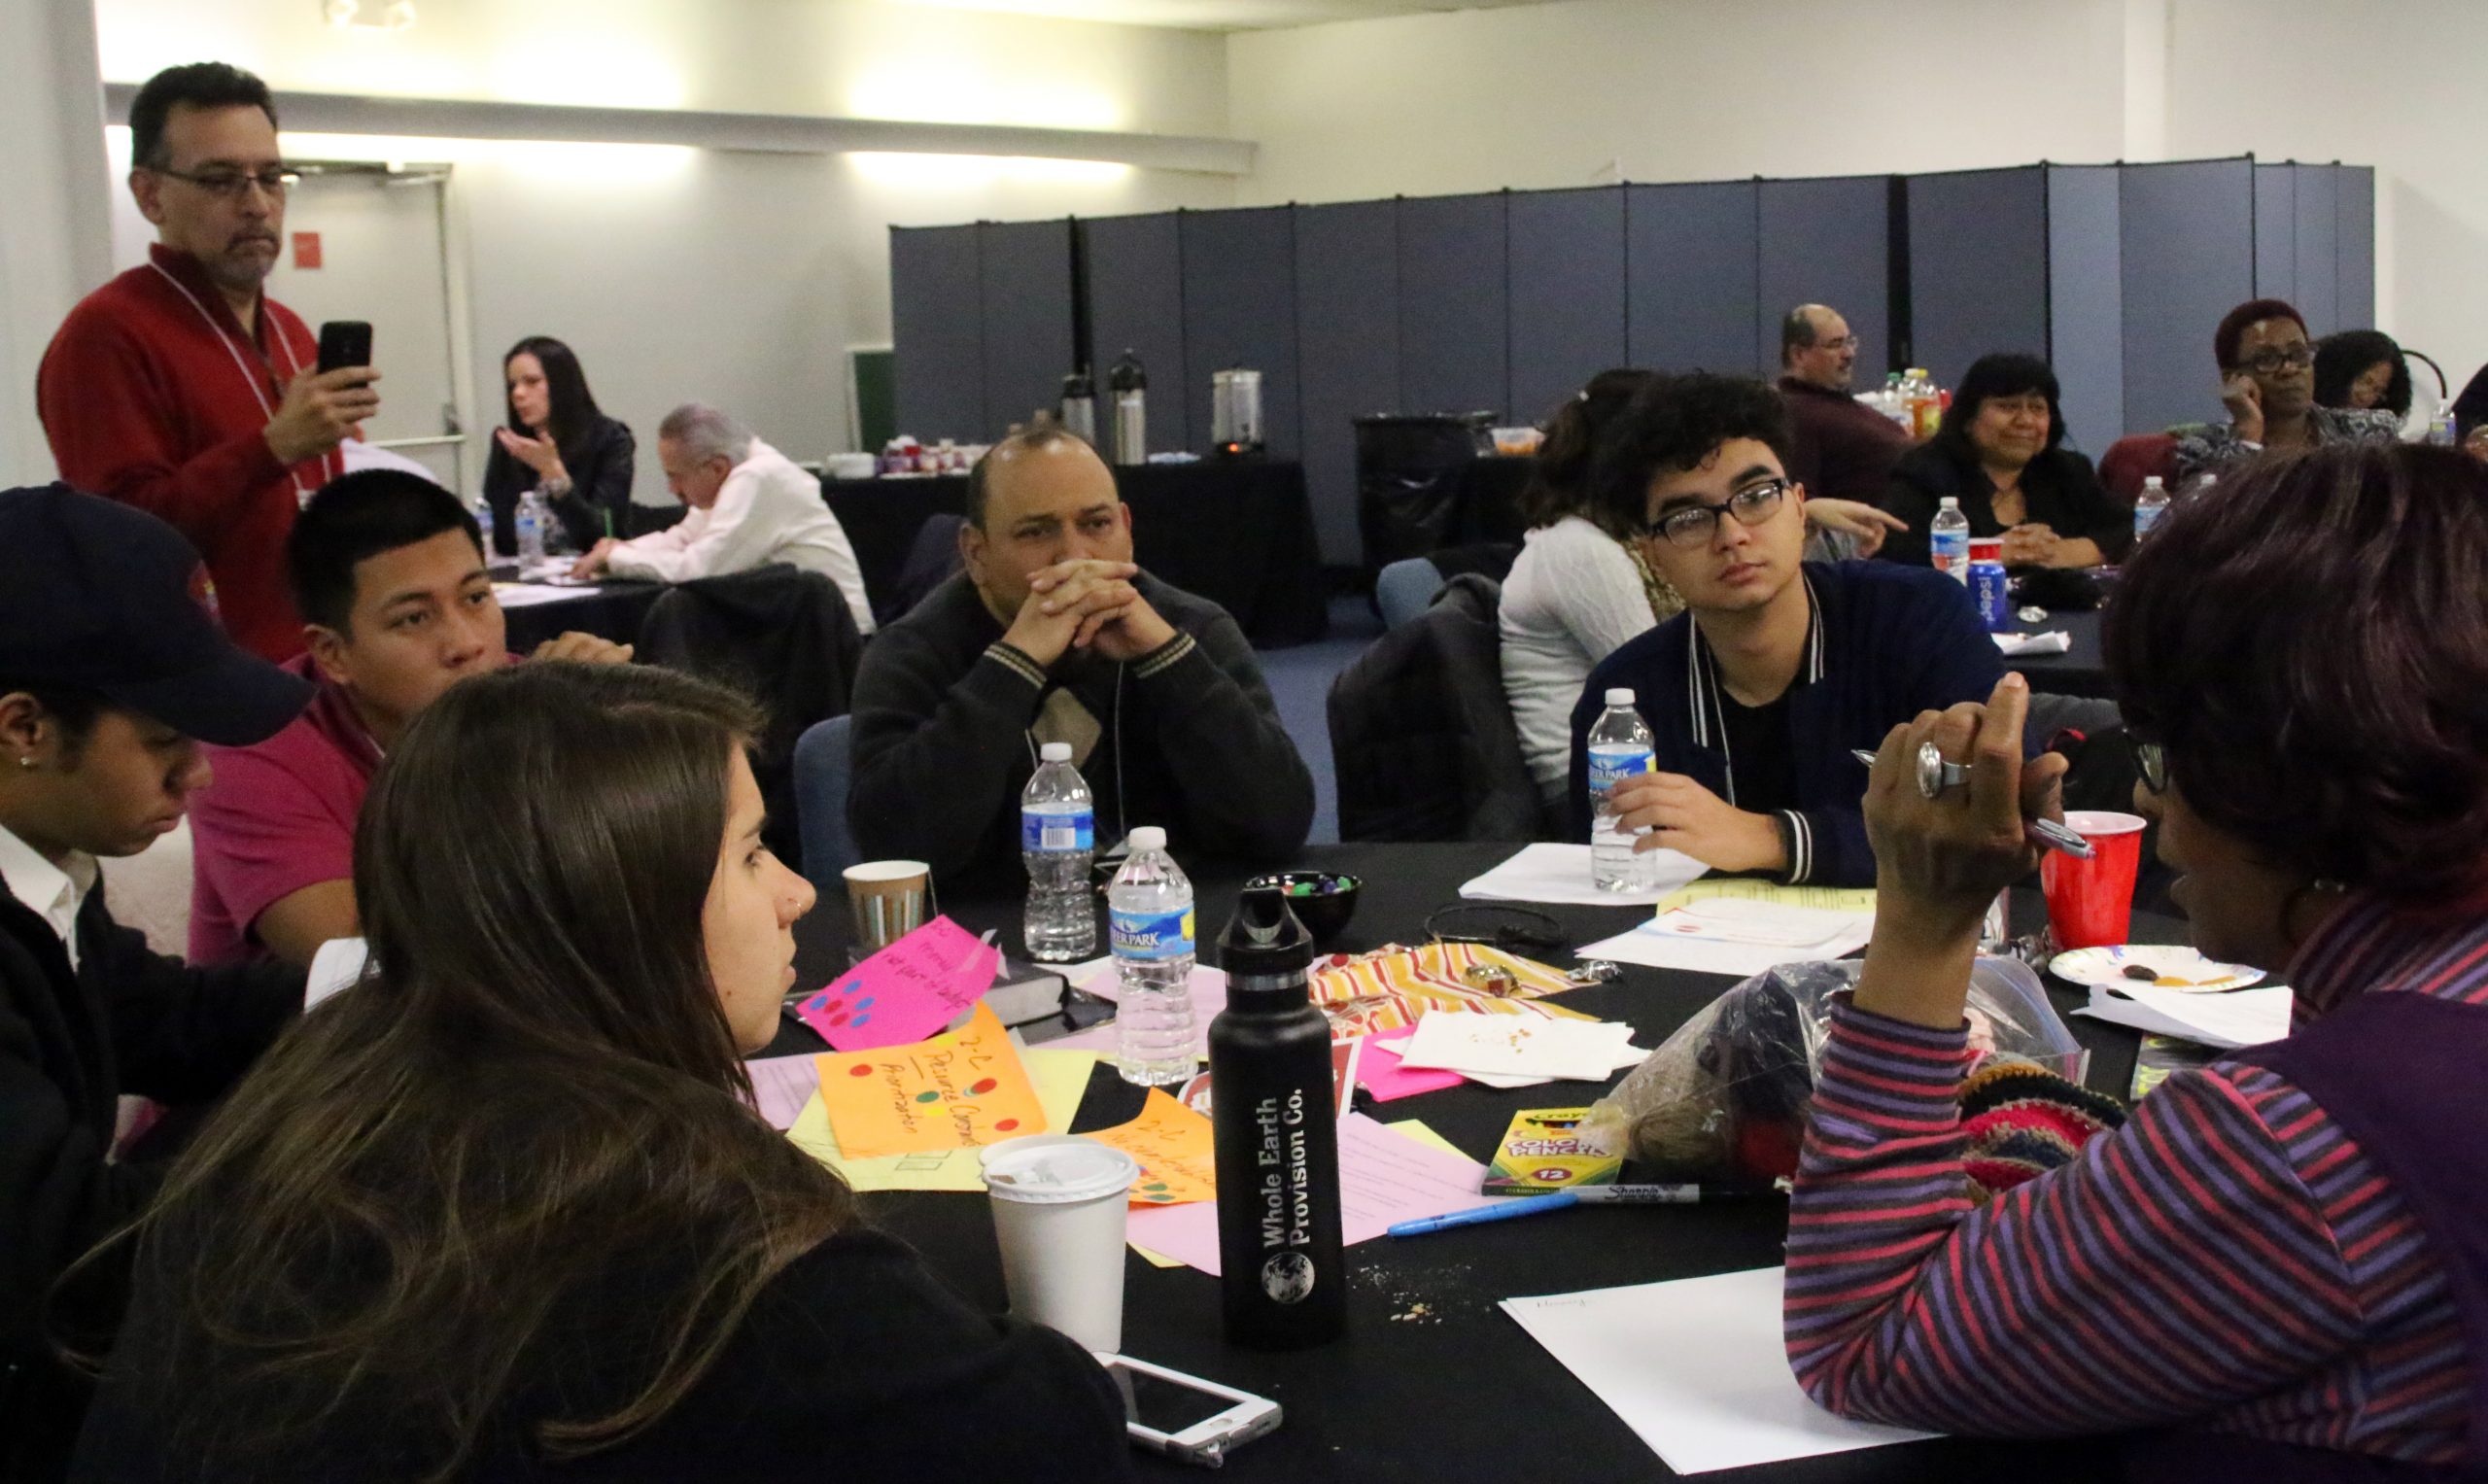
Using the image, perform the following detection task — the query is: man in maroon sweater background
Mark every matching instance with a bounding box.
[1775,302,1911,510]
[39,62,379,663]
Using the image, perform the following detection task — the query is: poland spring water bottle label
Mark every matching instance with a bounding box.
[1587,743,1653,794]
[1111,906,1195,960]
[1020,804,1094,852]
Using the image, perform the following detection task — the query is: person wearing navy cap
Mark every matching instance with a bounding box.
[0,484,313,1483]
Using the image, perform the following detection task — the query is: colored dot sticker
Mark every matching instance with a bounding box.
[847,1064,873,1078]
[993,1119,1019,1132]
[914,1090,943,1104]
[969,1078,998,1095]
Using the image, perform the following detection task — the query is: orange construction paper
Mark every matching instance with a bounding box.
[814,1002,1047,1160]
[1087,1087,1218,1206]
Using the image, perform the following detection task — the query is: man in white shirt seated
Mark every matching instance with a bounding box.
[568,403,875,634]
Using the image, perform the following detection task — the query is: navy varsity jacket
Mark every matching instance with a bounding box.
[1565,561,2006,887]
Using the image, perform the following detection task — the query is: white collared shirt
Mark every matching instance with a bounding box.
[0,820,98,971]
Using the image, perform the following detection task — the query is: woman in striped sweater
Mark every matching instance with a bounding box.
[1787,442,2488,1477]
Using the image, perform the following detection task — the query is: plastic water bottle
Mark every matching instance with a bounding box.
[1020,742,1096,962]
[2430,407,2459,446]
[1930,497,1970,583]
[1587,688,1656,893]
[515,489,547,566]
[1110,826,1195,1086]
[2132,475,2169,543]
[471,496,496,558]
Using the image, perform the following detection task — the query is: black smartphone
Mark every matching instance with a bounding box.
[316,320,373,379]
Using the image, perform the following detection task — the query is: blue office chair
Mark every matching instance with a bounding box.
[1374,556,1445,631]
[793,714,859,896]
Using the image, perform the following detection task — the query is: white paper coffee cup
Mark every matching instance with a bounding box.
[982,1134,1139,1354]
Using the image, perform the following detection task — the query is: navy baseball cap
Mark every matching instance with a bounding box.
[0,484,314,746]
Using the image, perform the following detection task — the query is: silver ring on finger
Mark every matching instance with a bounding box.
[1916,741,1972,801]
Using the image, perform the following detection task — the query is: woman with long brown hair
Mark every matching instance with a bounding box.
[71,662,1135,1481]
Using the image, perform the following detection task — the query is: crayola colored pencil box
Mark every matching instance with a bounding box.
[1482,1107,1622,1195]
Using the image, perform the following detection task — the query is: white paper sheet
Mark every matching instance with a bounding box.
[1459,842,1709,908]
[2073,984,2292,1050]
[1394,1012,1637,1082]
[304,935,369,1009]
[491,582,589,608]
[1502,1267,1936,1474]
[1577,912,1872,980]
[1991,630,2073,656]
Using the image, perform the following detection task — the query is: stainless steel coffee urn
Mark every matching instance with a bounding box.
[1211,367,1264,456]
[1108,349,1148,466]
[1059,367,1096,442]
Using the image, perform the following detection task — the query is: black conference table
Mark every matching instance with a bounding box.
[820,460,1329,647]
[2012,607,2109,700]
[492,570,663,652]
[772,842,2161,1483]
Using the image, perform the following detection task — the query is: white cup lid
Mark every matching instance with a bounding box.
[982,1135,1139,1204]
[842,859,929,883]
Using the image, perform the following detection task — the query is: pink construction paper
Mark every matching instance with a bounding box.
[793,915,1000,1052]
[1123,1112,1486,1276]
[743,1053,821,1130]
[1357,1028,1467,1102]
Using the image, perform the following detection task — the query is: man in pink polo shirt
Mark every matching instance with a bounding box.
[188,469,630,965]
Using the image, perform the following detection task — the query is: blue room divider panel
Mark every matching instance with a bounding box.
[1506,187,1626,427]
[1181,205,1301,458]
[1758,175,1890,381]
[2046,165,2125,457]
[1625,180,1757,375]
[1294,199,1400,566]
[2121,158,2254,434]
[890,224,984,444]
[1907,166,2049,389]
[1397,191,1509,419]
[1082,212,1190,455]
[979,218,1075,441]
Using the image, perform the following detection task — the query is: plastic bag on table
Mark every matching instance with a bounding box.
[1578,956,2087,1183]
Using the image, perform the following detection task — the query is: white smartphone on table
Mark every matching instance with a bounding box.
[1094,1353,1282,1467]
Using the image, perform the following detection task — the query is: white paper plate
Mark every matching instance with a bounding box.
[2047,945,2265,993]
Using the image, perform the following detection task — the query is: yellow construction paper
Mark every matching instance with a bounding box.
[1383,1120,1469,1161]
[1652,880,1878,916]
[1130,1242,1185,1267]
[1087,1088,1218,1206]
[814,1004,1050,1160]
[788,1047,1096,1192]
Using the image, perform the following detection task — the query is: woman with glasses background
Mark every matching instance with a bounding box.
[1876,352,2129,569]
[2172,298,2401,486]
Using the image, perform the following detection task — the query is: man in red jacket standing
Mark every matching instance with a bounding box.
[39,62,380,662]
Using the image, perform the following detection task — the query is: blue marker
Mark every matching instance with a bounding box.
[1388,1183,1769,1238]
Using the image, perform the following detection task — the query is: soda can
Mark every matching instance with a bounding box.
[1970,560,2013,632]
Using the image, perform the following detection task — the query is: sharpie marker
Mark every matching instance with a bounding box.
[1387,1184,1778,1239]
[1848,749,2094,860]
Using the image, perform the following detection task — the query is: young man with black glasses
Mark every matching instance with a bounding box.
[39,62,380,662]
[1564,373,2002,887]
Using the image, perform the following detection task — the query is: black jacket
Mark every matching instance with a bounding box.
[848,571,1314,892]
[73,1222,1138,1482]
[483,414,637,556]
[1877,440,2132,568]
[1,882,300,1483]
[639,564,864,871]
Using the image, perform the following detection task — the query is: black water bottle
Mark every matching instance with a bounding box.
[1209,885,1345,1348]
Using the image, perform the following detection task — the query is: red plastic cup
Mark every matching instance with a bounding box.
[2040,811,2147,949]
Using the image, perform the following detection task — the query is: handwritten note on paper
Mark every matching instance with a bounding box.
[1123,1112,1487,1276]
[787,1047,1096,1192]
[1086,1088,1218,1206]
[794,915,1001,1053]
[1395,1012,1637,1083]
[814,1002,1046,1159]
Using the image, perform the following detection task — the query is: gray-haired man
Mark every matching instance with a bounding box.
[569,403,873,633]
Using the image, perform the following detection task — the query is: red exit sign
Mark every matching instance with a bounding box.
[292,231,323,269]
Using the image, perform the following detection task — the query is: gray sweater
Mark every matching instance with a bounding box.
[847,571,1314,892]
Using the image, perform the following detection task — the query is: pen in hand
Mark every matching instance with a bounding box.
[1848,749,2094,860]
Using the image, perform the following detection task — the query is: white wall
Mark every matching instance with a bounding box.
[1227,0,2488,398]
[86,0,1237,502]
[1227,0,2130,204]
[0,2,113,486]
